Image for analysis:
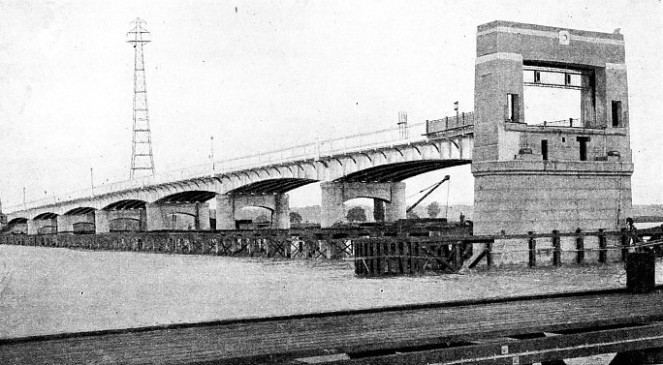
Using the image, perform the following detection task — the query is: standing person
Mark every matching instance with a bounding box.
[626,217,641,253]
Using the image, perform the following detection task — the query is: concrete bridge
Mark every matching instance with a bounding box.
[4,116,474,234]
[2,20,635,236]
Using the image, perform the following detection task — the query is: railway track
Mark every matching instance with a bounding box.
[2,288,663,364]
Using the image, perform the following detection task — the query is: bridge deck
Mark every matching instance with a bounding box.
[2,288,663,364]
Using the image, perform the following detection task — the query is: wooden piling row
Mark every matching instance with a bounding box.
[354,238,493,276]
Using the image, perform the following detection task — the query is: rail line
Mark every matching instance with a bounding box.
[2,288,663,364]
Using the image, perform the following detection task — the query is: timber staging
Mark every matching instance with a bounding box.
[3,288,663,364]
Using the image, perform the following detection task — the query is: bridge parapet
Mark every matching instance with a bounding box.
[426,112,475,136]
[5,118,464,214]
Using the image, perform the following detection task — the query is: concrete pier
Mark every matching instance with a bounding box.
[216,193,290,230]
[320,182,406,227]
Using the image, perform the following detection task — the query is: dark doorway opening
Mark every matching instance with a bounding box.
[577,137,590,161]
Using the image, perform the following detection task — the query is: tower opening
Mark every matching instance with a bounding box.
[522,64,594,128]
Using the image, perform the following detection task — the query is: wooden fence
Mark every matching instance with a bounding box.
[0,231,354,260]
[2,228,659,275]
[353,229,662,276]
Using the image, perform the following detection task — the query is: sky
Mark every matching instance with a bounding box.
[0,0,662,212]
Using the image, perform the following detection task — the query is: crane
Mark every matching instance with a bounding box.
[406,175,450,213]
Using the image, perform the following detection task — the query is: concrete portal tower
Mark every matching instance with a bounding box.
[472,21,633,235]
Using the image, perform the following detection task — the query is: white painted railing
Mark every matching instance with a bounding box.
[7,121,431,213]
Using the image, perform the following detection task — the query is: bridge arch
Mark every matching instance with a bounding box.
[153,190,216,204]
[223,178,318,195]
[64,207,96,215]
[33,212,59,220]
[146,191,216,232]
[30,212,58,234]
[162,212,198,231]
[57,207,97,234]
[7,217,28,225]
[102,200,147,211]
[5,217,28,234]
[333,159,470,183]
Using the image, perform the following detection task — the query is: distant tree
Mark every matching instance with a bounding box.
[406,211,420,220]
[427,202,441,218]
[289,211,303,225]
[346,206,367,223]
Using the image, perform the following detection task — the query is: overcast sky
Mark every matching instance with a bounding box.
[0,0,661,211]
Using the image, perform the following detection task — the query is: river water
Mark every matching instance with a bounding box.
[0,245,656,340]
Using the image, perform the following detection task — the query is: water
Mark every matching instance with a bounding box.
[637,221,663,230]
[0,245,653,339]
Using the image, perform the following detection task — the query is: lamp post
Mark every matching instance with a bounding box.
[454,101,459,122]
[90,167,95,197]
[210,136,216,176]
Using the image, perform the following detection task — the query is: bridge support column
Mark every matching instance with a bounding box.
[27,219,38,235]
[272,194,290,229]
[374,200,385,222]
[145,204,162,231]
[196,203,211,231]
[320,182,406,228]
[95,210,110,234]
[320,183,345,227]
[27,218,57,235]
[146,202,211,231]
[215,193,290,230]
[56,215,74,234]
[56,214,95,234]
[385,182,406,222]
[216,195,235,230]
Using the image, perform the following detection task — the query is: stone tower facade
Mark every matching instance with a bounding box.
[472,21,633,235]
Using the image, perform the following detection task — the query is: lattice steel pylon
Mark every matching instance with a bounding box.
[127,17,156,179]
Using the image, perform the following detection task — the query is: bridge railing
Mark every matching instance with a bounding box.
[531,118,583,128]
[6,120,435,212]
[426,112,475,135]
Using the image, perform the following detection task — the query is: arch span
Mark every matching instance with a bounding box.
[5,217,28,234]
[146,192,212,231]
[59,208,96,234]
[334,159,470,183]
[226,178,318,195]
[96,201,147,233]
[8,217,28,225]
[154,190,216,204]
[64,207,96,215]
[33,212,58,220]
[103,200,146,211]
